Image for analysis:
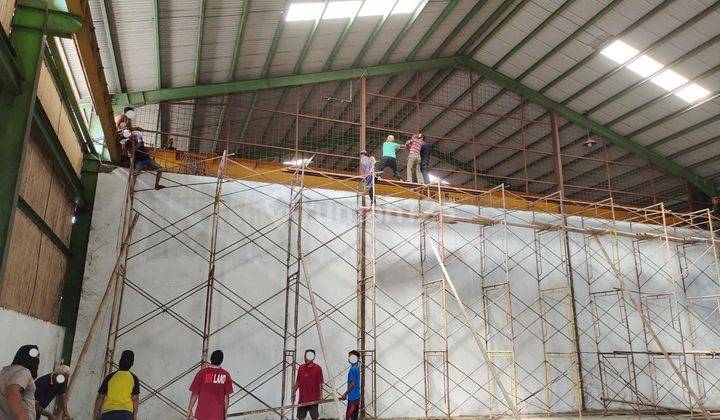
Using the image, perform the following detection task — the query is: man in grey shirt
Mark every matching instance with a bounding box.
[0,345,40,419]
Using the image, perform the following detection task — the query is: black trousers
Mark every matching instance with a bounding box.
[377,156,400,179]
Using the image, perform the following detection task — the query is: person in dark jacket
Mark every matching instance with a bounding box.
[0,345,40,419]
[418,136,430,184]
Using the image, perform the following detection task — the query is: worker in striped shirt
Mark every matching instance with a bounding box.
[405,133,425,183]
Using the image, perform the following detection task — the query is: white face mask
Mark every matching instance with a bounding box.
[125,110,135,119]
[348,354,359,364]
[305,351,315,361]
[29,348,39,358]
[55,374,66,384]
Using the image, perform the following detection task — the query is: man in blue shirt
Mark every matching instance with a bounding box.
[375,135,402,180]
[339,350,361,420]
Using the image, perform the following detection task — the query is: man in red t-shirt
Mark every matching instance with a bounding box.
[291,349,324,419]
[187,350,233,420]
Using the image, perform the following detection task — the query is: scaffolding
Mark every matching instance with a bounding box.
[91,147,720,418]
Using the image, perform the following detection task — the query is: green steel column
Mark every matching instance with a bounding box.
[59,158,100,363]
[0,1,83,285]
[0,18,47,282]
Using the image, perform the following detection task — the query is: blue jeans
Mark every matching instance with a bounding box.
[134,158,161,172]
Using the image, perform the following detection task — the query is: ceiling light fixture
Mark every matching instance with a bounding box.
[428,174,449,185]
[285,2,324,21]
[283,158,313,167]
[600,40,710,103]
[286,0,420,21]
[324,1,361,19]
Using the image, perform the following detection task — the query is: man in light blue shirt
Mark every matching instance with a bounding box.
[375,135,402,180]
[339,350,361,420]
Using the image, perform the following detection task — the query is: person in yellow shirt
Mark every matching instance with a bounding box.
[93,350,139,420]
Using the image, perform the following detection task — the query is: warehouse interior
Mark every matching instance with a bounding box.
[1,0,720,418]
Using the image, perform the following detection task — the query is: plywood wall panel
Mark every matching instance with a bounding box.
[0,212,42,314]
[19,138,52,218]
[36,62,83,176]
[28,237,66,322]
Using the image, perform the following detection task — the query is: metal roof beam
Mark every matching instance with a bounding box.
[187,0,207,151]
[494,62,720,178]
[448,0,674,174]
[377,0,530,138]
[537,0,672,95]
[461,57,716,195]
[605,63,720,128]
[668,135,720,161]
[419,0,573,137]
[273,0,368,159]
[457,0,516,56]
[558,2,719,107]
[587,32,720,115]
[211,0,251,147]
[257,1,331,147]
[97,0,122,92]
[421,0,623,157]
[66,0,122,161]
[237,2,290,145]
[152,0,160,87]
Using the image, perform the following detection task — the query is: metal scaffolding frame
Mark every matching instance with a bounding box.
[92,148,720,418]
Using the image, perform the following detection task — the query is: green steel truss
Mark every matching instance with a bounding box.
[109,54,716,195]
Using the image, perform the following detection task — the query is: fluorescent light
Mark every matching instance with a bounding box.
[358,0,393,16]
[286,2,324,21]
[651,69,687,91]
[284,158,313,166]
[626,55,662,77]
[392,0,422,14]
[600,40,638,64]
[675,83,711,103]
[600,39,711,103]
[428,174,449,185]
[286,0,419,21]
[324,1,360,18]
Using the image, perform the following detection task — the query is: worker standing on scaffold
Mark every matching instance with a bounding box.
[339,350,361,420]
[292,349,324,420]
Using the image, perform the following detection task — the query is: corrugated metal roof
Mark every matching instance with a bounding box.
[61,0,720,197]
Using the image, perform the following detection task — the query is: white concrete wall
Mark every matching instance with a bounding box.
[69,169,720,419]
[0,307,65,377]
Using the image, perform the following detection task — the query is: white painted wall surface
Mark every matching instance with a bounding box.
[0,307,65,378]
[69,169,720,419]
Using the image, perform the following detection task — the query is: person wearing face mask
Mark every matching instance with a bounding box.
[339,350,361,420]
[0,344,40,419]
[291,350,323,420]
[34,365,71,420]
[94,350,140,420]
[186,350,233,420]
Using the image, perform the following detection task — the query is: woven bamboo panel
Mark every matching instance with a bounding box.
[0,212,42,314]
[27,236,66,322]
[44,176,74,245]
[19,137,52,218]
[36,62,82,176]
[57,105,83,175]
